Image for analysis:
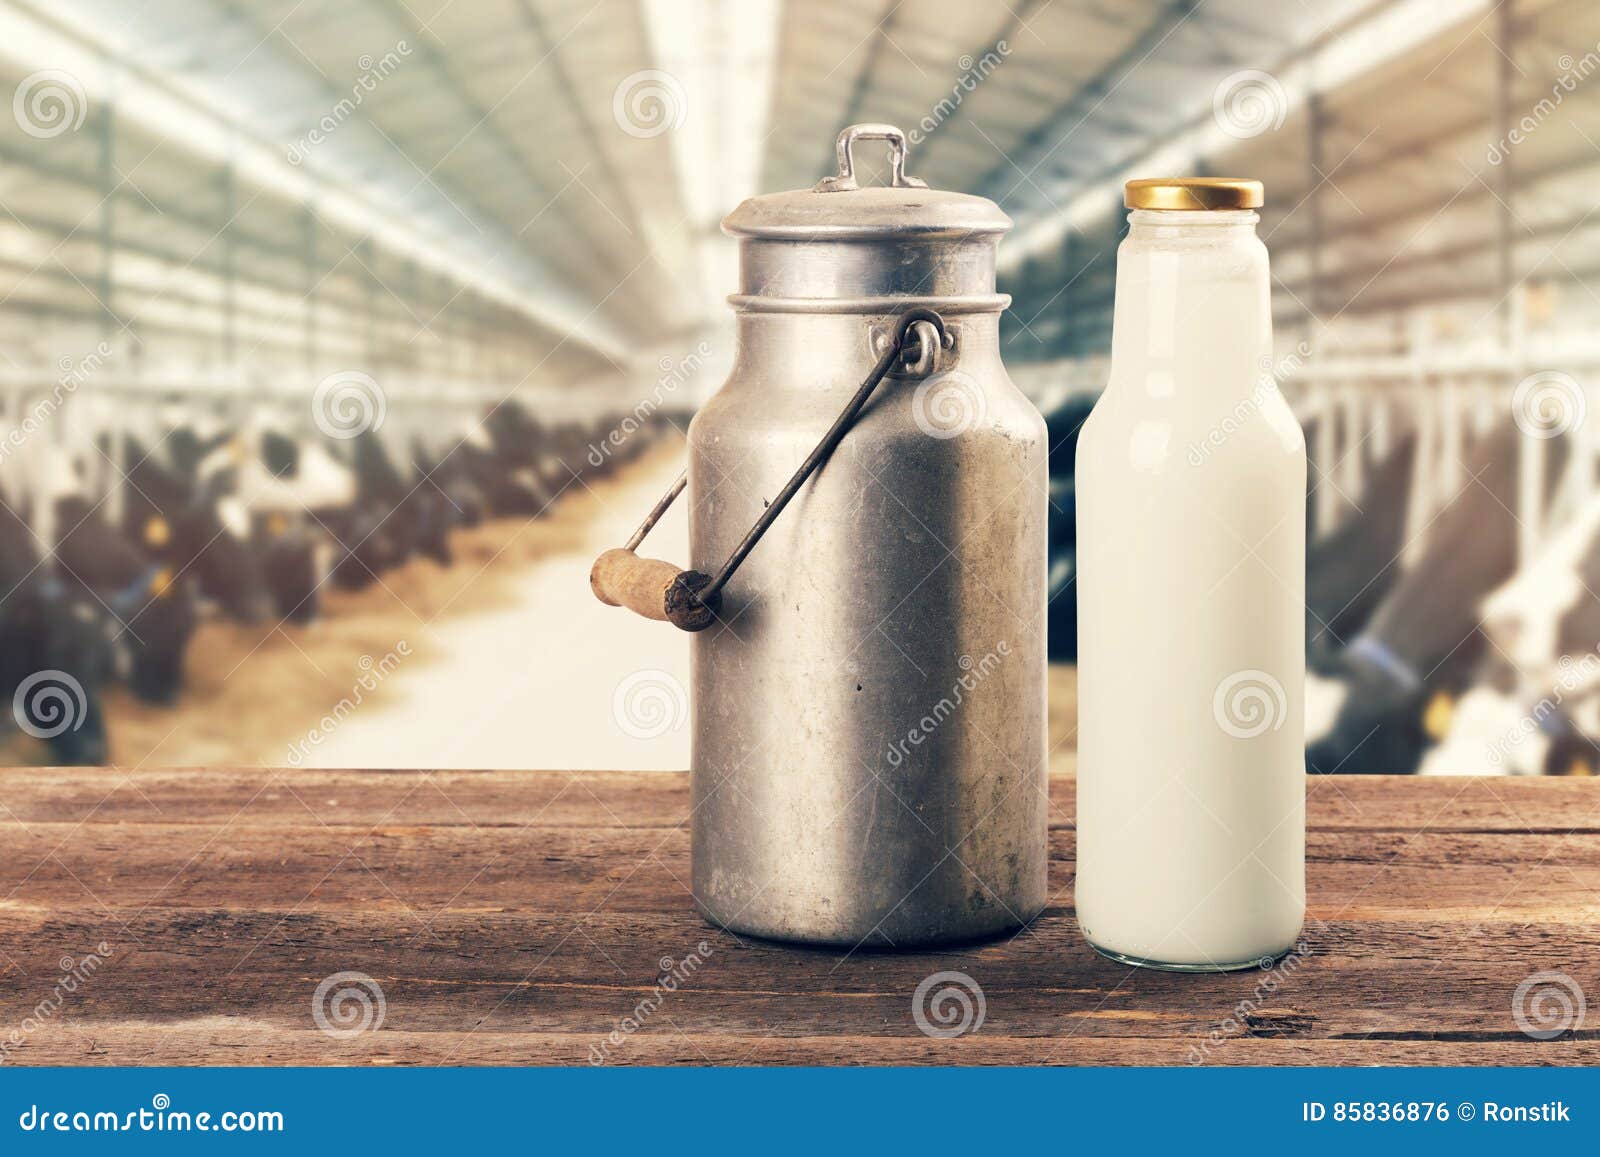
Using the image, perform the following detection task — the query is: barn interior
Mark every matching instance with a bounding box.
[0,0,1596,776]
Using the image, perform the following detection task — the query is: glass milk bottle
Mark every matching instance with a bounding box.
[1074,178,1305,971]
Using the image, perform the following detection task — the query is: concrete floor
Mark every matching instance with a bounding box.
[298,452,693,771]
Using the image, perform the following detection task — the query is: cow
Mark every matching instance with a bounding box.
[1302,414,1320,545]
[188,424,354,616]
[415,439,486,530]
[0,490,116,765]
[1307,422,1566,775]
[13,443,200,709]
[483,403,576,498]
[54,494,199,705]
[1418,489,1600,776]
[119,435,275,624]
[450,417,556,518]
[1304,431,1418,672]
[310,429,459,589]
[351,429,456,567]
[1044,395,1098,662]
[1047,476,1080,661]
[249,509,326,625]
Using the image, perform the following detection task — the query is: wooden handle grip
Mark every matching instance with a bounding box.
[590,548,719,631]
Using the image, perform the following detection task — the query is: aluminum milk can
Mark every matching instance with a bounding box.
[591,124,1048,947]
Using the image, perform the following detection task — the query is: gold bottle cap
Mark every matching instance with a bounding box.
[1124,178,1263,211]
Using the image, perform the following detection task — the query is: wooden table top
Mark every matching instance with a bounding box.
[0,769,1596,1066]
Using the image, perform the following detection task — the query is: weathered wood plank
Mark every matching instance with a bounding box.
[0,769,1594,1067]
[7,1025,1598,1067]
[1,909,1594,1044]
[0,769,687,829]
[2,769,1597,832]
[2,823,1597,923]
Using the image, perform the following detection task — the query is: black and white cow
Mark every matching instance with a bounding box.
[55,493,199,705]
[1307,422,1566,775]
[1419,489,1600,776]
[451,411,557,517]
[186,424,354,617]
[355,429,457,567]
[120,435,276,624]
[1304,431,1418,673]
[311,429,451,589]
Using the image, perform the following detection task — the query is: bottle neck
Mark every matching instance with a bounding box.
[1110,209,1271,400]
[1124,208,1260,239]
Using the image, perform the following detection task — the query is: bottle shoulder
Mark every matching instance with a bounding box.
[1077,383,1304,478]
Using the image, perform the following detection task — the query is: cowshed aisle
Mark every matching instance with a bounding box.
[297,450,692,771]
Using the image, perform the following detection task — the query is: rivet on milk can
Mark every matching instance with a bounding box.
[591,124,1048,947]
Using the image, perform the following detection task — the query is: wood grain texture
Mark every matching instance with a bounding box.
[0,769,1596,1067]
[589,549,713,630]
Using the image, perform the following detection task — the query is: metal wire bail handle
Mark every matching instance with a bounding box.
[589,308,951,631]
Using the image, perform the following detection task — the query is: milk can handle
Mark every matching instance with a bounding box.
[814,124,929,193]
[589,308,950,631]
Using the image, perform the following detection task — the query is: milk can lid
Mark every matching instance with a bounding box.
[722,124,1012,241]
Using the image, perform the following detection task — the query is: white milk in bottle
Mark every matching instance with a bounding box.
[1074,178,1305,971]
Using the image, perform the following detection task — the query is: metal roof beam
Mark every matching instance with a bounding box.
[370,0,661,316]
[819,0,905,178]
[999,0,1485,268]
[912,0,1047,167]
[212,0,641,335]
[0,0,630,364]
[512,0,665,249]
[975,0,1201,206]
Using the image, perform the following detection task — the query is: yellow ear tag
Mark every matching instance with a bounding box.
[230,437,249,465]
[1421,690,1455,741]
[267,513,289,537]
[1568,757,1594,778]
[148,567,175,600]
[144,516,171,548]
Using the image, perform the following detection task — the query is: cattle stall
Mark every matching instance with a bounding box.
[0,0,1596,779]
[1,366,680,764]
